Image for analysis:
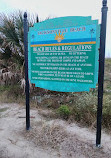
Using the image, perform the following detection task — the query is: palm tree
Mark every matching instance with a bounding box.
[0,11,39,73]
[90,29,95,41]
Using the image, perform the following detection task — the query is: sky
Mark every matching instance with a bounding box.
[0,0,111,57]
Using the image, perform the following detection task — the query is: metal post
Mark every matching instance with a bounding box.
[24,12,30,130]
[96,0,108,147]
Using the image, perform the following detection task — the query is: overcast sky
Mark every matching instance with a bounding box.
[0,0,111,57]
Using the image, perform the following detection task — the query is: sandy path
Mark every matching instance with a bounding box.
[0,103,111,158]
[0,103,58,158]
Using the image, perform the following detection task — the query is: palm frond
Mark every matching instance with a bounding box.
[0,11,40,69]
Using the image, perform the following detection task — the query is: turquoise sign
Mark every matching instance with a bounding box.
[28,16,100,92]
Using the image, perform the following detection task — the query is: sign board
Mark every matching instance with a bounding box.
[28,16,100,92]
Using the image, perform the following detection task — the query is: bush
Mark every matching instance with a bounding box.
[0,85,25,103]
[57,105,71,120]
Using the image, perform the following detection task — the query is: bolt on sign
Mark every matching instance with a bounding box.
[28,16,100,92]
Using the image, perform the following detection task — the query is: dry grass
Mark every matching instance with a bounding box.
[24,120,68,149]
[22,120,111,158]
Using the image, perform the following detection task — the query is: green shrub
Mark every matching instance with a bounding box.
[57,105,71,120]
